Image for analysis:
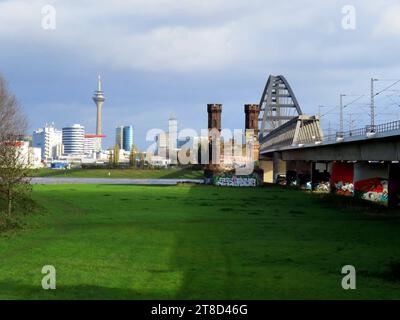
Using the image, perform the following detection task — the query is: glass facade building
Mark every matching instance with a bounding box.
[122,126,134,151]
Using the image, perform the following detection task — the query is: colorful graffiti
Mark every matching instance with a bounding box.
[213,173,261,187]
[331,162,354,196]
[354,178,388,204]
[314,181,330,193]
[334,181,354,196]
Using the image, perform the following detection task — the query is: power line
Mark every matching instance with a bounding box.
[375,79,400,97]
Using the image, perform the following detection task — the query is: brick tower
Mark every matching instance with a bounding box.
[207,104,222,170]
[244,104,260,161]
[244,104,260,135]
[207,104,222,132]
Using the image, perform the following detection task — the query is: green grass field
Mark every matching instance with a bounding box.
[29,167,204,179]
[1,184,400,299]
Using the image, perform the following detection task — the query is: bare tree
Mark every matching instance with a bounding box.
[0,74,31,218]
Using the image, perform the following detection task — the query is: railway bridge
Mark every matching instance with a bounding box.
[257,75,400,206]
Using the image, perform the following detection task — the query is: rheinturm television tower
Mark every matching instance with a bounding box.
[92,75,105,150]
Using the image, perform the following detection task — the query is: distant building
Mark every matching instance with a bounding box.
[115,126,124,149]
[62,124,85,155]
[32,123,62,160]
[154,116,193,164]
[148,155,171,168]
[16,141,42,168]
[156,132,168,156]
[84,135,95,155]
[123,126,134,151]
[115,125,134,151]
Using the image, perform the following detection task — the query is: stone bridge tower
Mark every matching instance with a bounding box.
[244,104,260,135]
[207,104,222,169]
[207,104,222,132]
[245,104,260,161]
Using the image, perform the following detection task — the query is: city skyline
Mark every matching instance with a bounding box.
[2,1,400,149]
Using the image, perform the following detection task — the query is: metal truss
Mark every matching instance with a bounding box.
[259,75,303,137]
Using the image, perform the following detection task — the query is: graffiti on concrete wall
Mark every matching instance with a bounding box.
[331,162,354,196]
[334,181,354,196]
[213,173,261,187]
[353,162,388,205]
[354,178,388,204]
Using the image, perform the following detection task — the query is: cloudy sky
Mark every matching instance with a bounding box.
[1,0,400,148]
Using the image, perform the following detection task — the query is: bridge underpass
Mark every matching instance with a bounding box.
[257,74,400,207]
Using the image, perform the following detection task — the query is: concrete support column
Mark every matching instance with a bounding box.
[388,162,400,207]
[259,159,273,183]
[273,152,286,184]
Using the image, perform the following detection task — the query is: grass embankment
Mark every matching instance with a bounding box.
[29,167,204,179]
[0,184,400,299]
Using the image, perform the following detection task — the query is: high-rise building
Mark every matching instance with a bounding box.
[115,126,124,149]
[92,75,105,150]
[123,126,134,151]
[62,124,85,155]
[84,136,95,155]
[32,123,62,160]
[115,125,134,151]
[156,132,168,156]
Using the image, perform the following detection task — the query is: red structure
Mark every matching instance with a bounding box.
[84,134,106,139]
[331,162,354,196]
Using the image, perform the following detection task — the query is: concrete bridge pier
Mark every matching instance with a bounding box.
[389,163,400,207]
[259,154,289,184]
[273,152,286,183]
[259,159,273,183]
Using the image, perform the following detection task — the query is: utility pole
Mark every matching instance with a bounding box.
[349,113,354,131]
[328,120,332,136]
[370,78,377,131]
[340,94,345,134]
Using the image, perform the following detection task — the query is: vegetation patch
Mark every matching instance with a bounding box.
[0,184,400,299]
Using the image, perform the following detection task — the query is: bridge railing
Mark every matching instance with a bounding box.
[374,120,400,133]
[298,120,400,145]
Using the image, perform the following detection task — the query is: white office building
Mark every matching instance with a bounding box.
[84,136,95,155]
[62,124,85,155]
[32,123,63,160]
[15,141,42,168]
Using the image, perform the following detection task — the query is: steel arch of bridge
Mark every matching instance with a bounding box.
[259,75,303,137]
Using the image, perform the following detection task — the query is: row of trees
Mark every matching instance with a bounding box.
[0,75,31,220]
[108,144,146,168]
